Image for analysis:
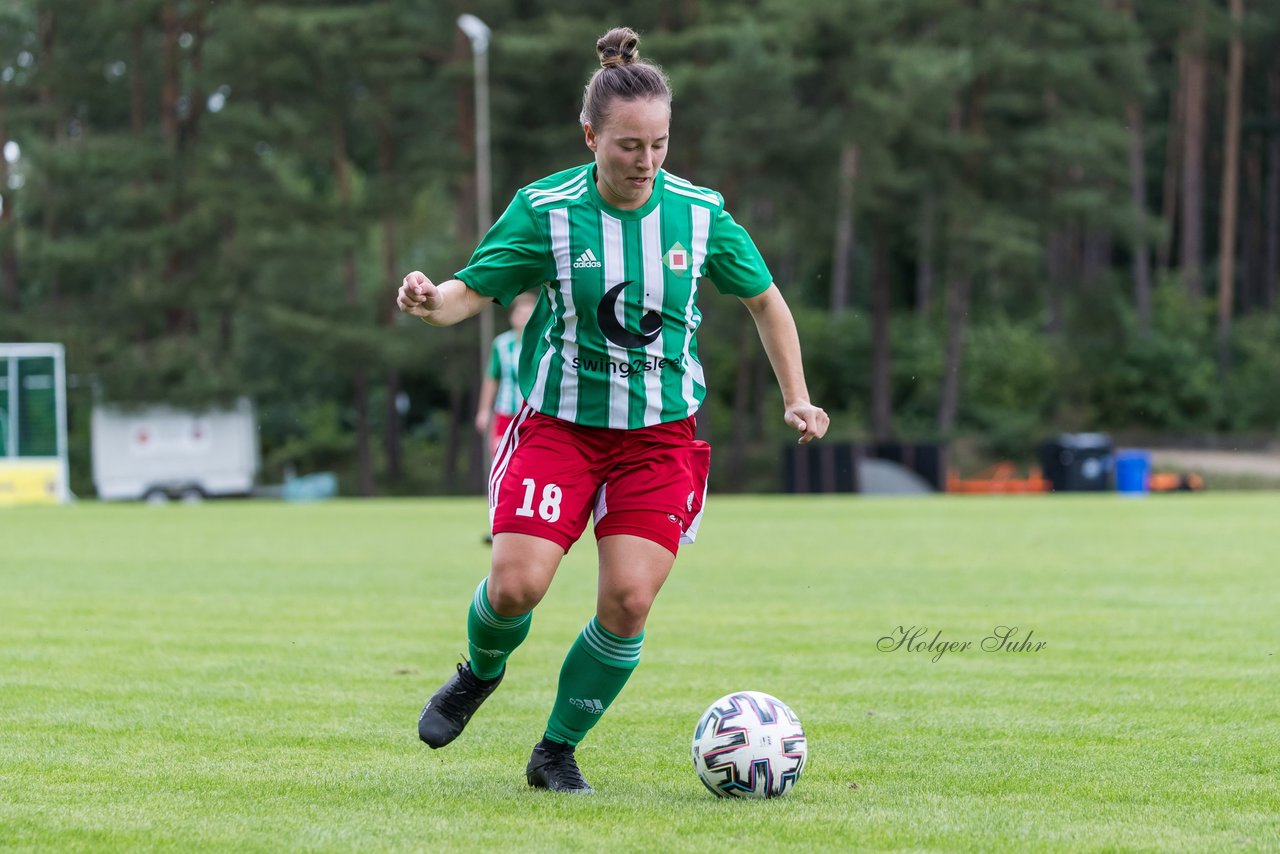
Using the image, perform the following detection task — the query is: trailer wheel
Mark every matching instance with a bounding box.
[178,487,205,504]
[144,488,171,505]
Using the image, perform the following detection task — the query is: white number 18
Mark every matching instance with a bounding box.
[515,478,562,523]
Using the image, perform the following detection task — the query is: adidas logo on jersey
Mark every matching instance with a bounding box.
[570,697,605,714]
[573,248,603,269]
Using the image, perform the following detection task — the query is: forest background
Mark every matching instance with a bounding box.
[1,0,1277,495]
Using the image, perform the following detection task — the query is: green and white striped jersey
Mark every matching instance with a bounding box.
[456,164,772,430]
[486,329,522,416]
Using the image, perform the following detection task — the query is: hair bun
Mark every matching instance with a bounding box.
[596,27,639,69]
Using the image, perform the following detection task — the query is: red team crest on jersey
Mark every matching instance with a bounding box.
[664,242,689,274]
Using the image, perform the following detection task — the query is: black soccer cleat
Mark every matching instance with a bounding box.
[526,740,594,794]
[417,661,504,749]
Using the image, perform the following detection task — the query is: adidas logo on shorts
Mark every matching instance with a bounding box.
[573,248,603,269]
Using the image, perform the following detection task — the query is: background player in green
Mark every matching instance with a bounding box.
[475,294,535,544]
[397,26,828,793]
[475,293,535,457]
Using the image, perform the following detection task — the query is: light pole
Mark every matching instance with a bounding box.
[457,14,492,234]
[457,14,494,478]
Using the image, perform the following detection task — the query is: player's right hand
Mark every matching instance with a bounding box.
[397,271,444,317]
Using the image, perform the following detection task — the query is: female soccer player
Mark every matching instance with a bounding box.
[397,26,828,794]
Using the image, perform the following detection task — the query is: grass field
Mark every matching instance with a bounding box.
[2,494,1278,853]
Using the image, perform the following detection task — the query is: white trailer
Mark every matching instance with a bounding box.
[91,398,260,502]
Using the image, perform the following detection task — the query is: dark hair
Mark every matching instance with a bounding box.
[580,27,672,129]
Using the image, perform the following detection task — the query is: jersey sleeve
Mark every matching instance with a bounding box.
[703,206,774,298]
[455,194,554,306]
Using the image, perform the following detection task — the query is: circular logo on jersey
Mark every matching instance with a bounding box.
[598,280,662,350]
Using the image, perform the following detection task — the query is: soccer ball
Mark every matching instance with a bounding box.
[691,690,807,799]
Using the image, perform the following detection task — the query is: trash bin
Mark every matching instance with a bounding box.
[783,442,858,493]
[1038,433,1113,492]
[1114,450,1151,495]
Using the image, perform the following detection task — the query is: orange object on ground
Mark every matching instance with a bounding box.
[947,462,1051,494]
[1149,472,1205,492]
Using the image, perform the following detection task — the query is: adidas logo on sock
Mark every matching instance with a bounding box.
[572,248,603,269]
[569,697,605,714]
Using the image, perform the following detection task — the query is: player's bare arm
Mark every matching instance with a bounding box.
[397,272,488,327]
[741,284,830,444]
[475,376,498,433]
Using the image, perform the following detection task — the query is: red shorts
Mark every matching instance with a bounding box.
[490,412,516,457]
[488,407,711,556]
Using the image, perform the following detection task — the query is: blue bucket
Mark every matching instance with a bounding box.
[1114,450,1150,494]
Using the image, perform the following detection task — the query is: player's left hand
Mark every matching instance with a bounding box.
[785,402,829,444]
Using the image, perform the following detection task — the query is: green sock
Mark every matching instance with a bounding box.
[466,579,531,680]
[544,617,643,747]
